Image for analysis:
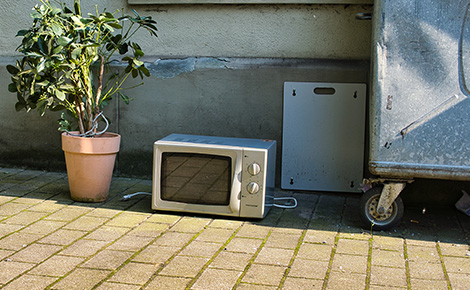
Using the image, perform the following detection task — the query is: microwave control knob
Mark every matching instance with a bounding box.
[247,182,260,194]
[248,163,261,176]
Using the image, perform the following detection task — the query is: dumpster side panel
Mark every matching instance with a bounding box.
[370,0,470,180]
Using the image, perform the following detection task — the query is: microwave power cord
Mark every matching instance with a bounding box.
[272,197,298,209]
[120,192,298,209]
[120,192,152,201]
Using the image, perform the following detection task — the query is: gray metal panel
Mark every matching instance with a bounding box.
[282,82,366,192]
[370,0,470,180]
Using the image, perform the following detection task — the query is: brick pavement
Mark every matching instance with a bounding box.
[0,167,469,289]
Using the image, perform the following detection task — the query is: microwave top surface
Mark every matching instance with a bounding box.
[156,134,276,150]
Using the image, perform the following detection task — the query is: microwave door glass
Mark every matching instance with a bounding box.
[160,153,231,205]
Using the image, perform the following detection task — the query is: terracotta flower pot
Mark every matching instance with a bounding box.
[61,131,121,202]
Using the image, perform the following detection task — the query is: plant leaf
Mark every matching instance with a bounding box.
[57,36,71,46]
[51,23,63,35]
[6,65,19,75]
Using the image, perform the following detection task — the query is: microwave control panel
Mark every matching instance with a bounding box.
[240,149,272,218]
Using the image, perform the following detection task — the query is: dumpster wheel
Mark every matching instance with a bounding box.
[360,186,404,231]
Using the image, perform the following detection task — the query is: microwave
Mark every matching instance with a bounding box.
[152,134,276,218]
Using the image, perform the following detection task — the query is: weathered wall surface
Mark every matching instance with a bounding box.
[0,1,372,179]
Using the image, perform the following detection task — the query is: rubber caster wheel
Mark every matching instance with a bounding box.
[360,186,404,231]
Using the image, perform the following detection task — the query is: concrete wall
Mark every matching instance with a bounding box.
[0,1,373,179]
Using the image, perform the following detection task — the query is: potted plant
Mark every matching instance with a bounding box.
[7,0,158,202]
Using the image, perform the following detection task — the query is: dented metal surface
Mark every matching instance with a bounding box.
[370,0,470,180]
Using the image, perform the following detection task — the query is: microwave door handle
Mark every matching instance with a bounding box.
[229,170,241,213]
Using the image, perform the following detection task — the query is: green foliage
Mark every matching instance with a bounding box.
[7,0,158,136]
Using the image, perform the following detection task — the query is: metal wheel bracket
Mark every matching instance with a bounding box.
[377,182,406,215]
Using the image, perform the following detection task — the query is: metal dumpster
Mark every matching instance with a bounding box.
[361,0,470,229]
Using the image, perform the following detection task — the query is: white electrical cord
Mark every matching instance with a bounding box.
[120,192,152,201]
[120,192,298,210]
[65,111,110,137]
[273,197,298,209]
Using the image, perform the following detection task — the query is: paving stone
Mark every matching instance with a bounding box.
[288,258,329,279]
[169,216,212,233]
[0,223,23,236]
[39,229,86,246]
[0,203,31,216]
[145,213,181,224]
[371,249,406,268]
[0,196,15,205]
[106,213,148,228]
[369,285,407,290]
[326,272,366,290]
[406,238,439,248]
[207,219,243,229]
[107,235,154,251]
[29,255,84,276]
[303,229,337,245]
[9,243,62,263]
[83,226,128,242]
[0,232,42,250]
[179,240,222,258]
[336,238,370,256]
[60,239,109,257]
[408,260,446,279]
[128,222,169,237]
[236,224,271,238]
[406,245,441,263]
[51,268,111,290]
[236,283,277,290]
[209,251,253,271]
[282,277,323,290]
[2,211,48,226]
[27,201,67,213]
[0,274,57,290]
[254,247,294,266]
[439,242,470,257]
[86,208,121,218]
[369,265,407,288]
[442,256,470,273]
[159,255,209,278]
[132,245,179,265]
[448,272,470,290]
[409,278,449,290]
[152,231,195,247]
[20,220,67,236]
[241,263,286,286]
[95,282,141,290]
[144,276,191,290]
[264,232,302,249]
[331,253,368,274]
[44,207,90,221]
[63,216,109,231]
[80,249,134,270]
[0,249,14,260]
[0,260,34,284]
[225,237,263,254]
[192,268,241,290]
[108,262,160,285]
[195,227,235,243]
[372,235,405,252]
[296,243,332,261]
